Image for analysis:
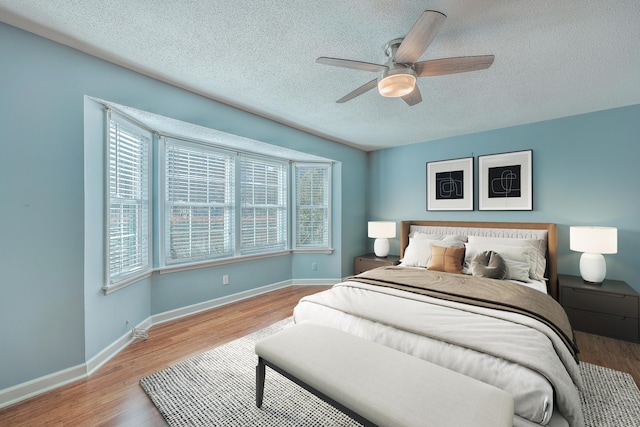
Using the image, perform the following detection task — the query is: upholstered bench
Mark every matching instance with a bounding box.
[255,322,514,427]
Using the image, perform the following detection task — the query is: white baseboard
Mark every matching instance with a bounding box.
[150,280,293,325]
[0,279,335,409]
[0,363,87,410]
[85,316,154,376]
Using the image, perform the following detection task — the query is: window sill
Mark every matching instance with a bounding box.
[160,248,334,275]
[159,250,293,275]
[103,271,152,295]
[292,248,334,254]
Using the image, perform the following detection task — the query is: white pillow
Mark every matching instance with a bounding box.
[464,241,532,282]
[411,233,467,244]
[409,233,445,240]
[465,236,546,280]
[401,238,464,268]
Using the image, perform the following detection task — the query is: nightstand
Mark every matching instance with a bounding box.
[559,274,639,342]
[354,253,400,274]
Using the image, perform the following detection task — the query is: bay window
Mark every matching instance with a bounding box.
[104,104,332,289]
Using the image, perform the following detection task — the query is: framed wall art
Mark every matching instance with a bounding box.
[426,157,473,211]
[478,150,532,210]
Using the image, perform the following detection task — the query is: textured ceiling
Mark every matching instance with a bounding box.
[1,0,639,151]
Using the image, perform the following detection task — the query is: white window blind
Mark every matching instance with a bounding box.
[240,156,288,254]
[164,139,235,263]
[107,114,151,285]
[294,163,331,249]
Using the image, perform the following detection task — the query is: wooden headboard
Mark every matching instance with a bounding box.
[400,220,558,300]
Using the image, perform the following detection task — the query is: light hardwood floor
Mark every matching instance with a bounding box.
[1,285,639,426]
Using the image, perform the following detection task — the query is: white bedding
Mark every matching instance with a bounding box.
[293,280,583,427]
[405,264,549,294]
[507,277,548,293]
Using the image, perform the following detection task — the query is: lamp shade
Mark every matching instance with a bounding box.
[377,66,417,98]
[377,73,416,97]
[569,226,617,254]
[368,221,396,239]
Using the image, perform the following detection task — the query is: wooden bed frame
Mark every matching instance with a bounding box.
[399,220,558,300]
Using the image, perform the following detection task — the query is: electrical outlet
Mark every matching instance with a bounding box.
[223,275,229,285]
[312,263,318,271]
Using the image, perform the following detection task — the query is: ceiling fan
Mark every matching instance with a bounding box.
[316,10,495,106]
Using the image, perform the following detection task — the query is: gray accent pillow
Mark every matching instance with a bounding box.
[471,250,507,280]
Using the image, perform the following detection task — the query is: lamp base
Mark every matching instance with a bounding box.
[579,252,606,284]
[374,238,390,258]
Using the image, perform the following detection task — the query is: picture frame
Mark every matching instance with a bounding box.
[478,150,532,210]
[426,157,474,211]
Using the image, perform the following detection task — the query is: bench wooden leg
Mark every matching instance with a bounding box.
[256,357,266,408]
[254,356,378,426]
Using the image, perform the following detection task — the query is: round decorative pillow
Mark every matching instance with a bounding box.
[471,250,507,280]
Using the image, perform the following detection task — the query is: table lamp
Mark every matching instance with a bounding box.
[368,221,396,258]
[569,226,617,284]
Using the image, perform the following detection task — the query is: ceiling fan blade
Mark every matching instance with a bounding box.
[316,57,387,72]
[414,55,495,77]
[336,79,378,103]
[402,86,422,106]
[394,10,446,64]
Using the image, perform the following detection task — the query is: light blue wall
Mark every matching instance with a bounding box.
[368,104,640,292]
[1,25,87,389]
[0,22,367,391]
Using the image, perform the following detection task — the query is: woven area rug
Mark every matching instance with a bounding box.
[140,318,640,427]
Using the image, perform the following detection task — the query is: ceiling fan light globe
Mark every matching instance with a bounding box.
[377,68,416,98]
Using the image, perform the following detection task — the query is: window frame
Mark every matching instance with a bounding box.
[159,137,236,267]
[239,154,289,256]
[292,162,333,252]
[104,110,153,291]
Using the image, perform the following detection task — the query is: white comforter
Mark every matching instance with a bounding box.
[293,280,584,427]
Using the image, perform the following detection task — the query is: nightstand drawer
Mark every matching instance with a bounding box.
[353,254,400,274]
[565,307,639,342]
[354,259,386,274]
[561,287,639,318]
